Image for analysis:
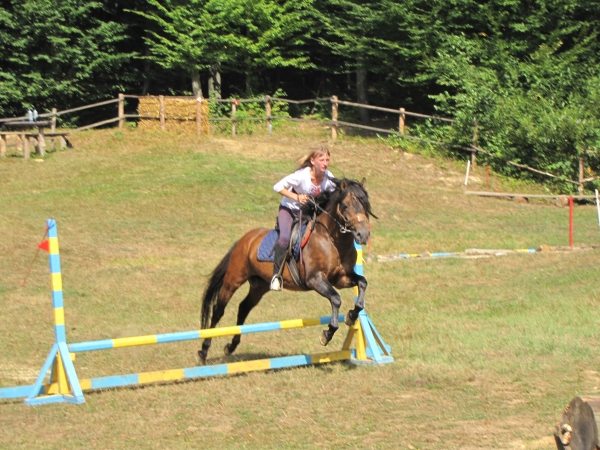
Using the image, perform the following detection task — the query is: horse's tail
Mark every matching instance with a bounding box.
[201,241,238,329]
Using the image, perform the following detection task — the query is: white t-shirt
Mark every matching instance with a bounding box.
[273,167,336,212]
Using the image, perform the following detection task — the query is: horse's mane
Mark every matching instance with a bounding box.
[301,177,377,219]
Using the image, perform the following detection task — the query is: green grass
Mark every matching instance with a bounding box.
[1,126,599,449]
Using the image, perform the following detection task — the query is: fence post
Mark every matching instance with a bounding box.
[23,135,30,161]
[159,95,165,131]
[265,96,272,134]
[0,134,5,157]
[37,128,46,157]
[579,156,585,195]
[196,95,203,137]
[399,107,405,135]
[331,95,338,140]
[118,93,124,129]
[51,108,57,133]
[471,119,478,166]
[51,108,57,150]
[231,100,237,136]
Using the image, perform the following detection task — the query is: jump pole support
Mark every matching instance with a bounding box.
[1,220,392,405]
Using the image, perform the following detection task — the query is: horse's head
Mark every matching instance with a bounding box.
[302,177,377,245]
[336,178,376,245]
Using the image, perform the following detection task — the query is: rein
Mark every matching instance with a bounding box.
[308,197,352,234]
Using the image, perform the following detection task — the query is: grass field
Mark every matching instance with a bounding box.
[1,125,599,449]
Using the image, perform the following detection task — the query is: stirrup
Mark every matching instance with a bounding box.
[270,275,283,291]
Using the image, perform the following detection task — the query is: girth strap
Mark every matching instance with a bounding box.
[286,258,308,290]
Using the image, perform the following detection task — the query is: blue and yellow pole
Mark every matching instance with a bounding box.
[345,240,393,365]
[48,221,66,343]
[25,219,84,405]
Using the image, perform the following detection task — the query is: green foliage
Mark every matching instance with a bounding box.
[318,0,406,74]
[209,89,291,135]
[0,1,136,116]
[423,16,600,190]
[137,0,316,93]
[269,89,292,119]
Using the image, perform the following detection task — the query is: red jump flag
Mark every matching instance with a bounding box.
[38,240,50,252]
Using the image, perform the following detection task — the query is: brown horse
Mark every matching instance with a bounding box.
[197,177,376,364]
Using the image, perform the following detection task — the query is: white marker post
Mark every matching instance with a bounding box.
[464,160,471,186]
[596,189,600,228]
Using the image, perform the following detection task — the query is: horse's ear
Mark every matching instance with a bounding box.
[360,178,367,188]
[340,179,348,190]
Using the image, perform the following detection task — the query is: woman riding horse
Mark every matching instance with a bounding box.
[198,172,376,365]
[270,147,336,291]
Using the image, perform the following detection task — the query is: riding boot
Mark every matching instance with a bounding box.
[270,243,287,291]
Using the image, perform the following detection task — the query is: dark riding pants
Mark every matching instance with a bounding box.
[277,206,297,248]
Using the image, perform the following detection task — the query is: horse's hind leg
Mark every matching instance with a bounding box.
[224,277,269,356]
[197,297,229,365]
[198,279,244,365]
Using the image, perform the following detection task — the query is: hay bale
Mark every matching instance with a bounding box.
[137,97,159,132]
[137,96,209,134]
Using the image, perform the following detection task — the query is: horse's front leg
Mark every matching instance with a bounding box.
[336,272,367,326]
[307,272,341,346]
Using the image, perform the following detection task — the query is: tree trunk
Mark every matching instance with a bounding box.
[555,396,598,450]
[245,72,252,96]
[191,69,201,97]
[142,45,151,95]
[142,78,150,96]
[356,66,369,124]
[208,64,222,99]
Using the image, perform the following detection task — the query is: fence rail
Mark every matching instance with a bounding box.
[333,99,454,123]
[465,191,596,200]
[0,94,451,134]
[270,97,331,104]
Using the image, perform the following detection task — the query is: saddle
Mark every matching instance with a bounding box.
[256,213,316,288]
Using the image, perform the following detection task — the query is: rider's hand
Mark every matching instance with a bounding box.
[297,194,309,204]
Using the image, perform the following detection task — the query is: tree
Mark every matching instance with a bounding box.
[317,0,407,121]
[424,21,600,189]
[0,0,136,117]
[137,0,315,96]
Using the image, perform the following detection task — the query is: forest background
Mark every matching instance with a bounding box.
[1,0,599,188]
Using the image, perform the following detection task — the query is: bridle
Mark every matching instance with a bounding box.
[308,195,368,235]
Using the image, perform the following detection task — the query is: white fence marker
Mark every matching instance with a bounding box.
[595,189,600,228]
[464,160,471,186]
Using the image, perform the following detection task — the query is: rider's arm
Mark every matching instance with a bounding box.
[273,169,309,204]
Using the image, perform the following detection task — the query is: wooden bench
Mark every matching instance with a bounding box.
[0,121,70,160]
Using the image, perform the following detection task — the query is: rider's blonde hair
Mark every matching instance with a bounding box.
[296,147,330,170]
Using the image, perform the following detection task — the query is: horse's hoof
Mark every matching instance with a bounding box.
[224,344,231,356]
[319,330,330,346]
[345,312,356,327]
[196,351,207,366]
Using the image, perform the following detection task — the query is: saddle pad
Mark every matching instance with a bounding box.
[257,226,306,262]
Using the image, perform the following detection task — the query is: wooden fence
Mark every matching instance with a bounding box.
[0,94,596,193]
[120,93,455,140]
